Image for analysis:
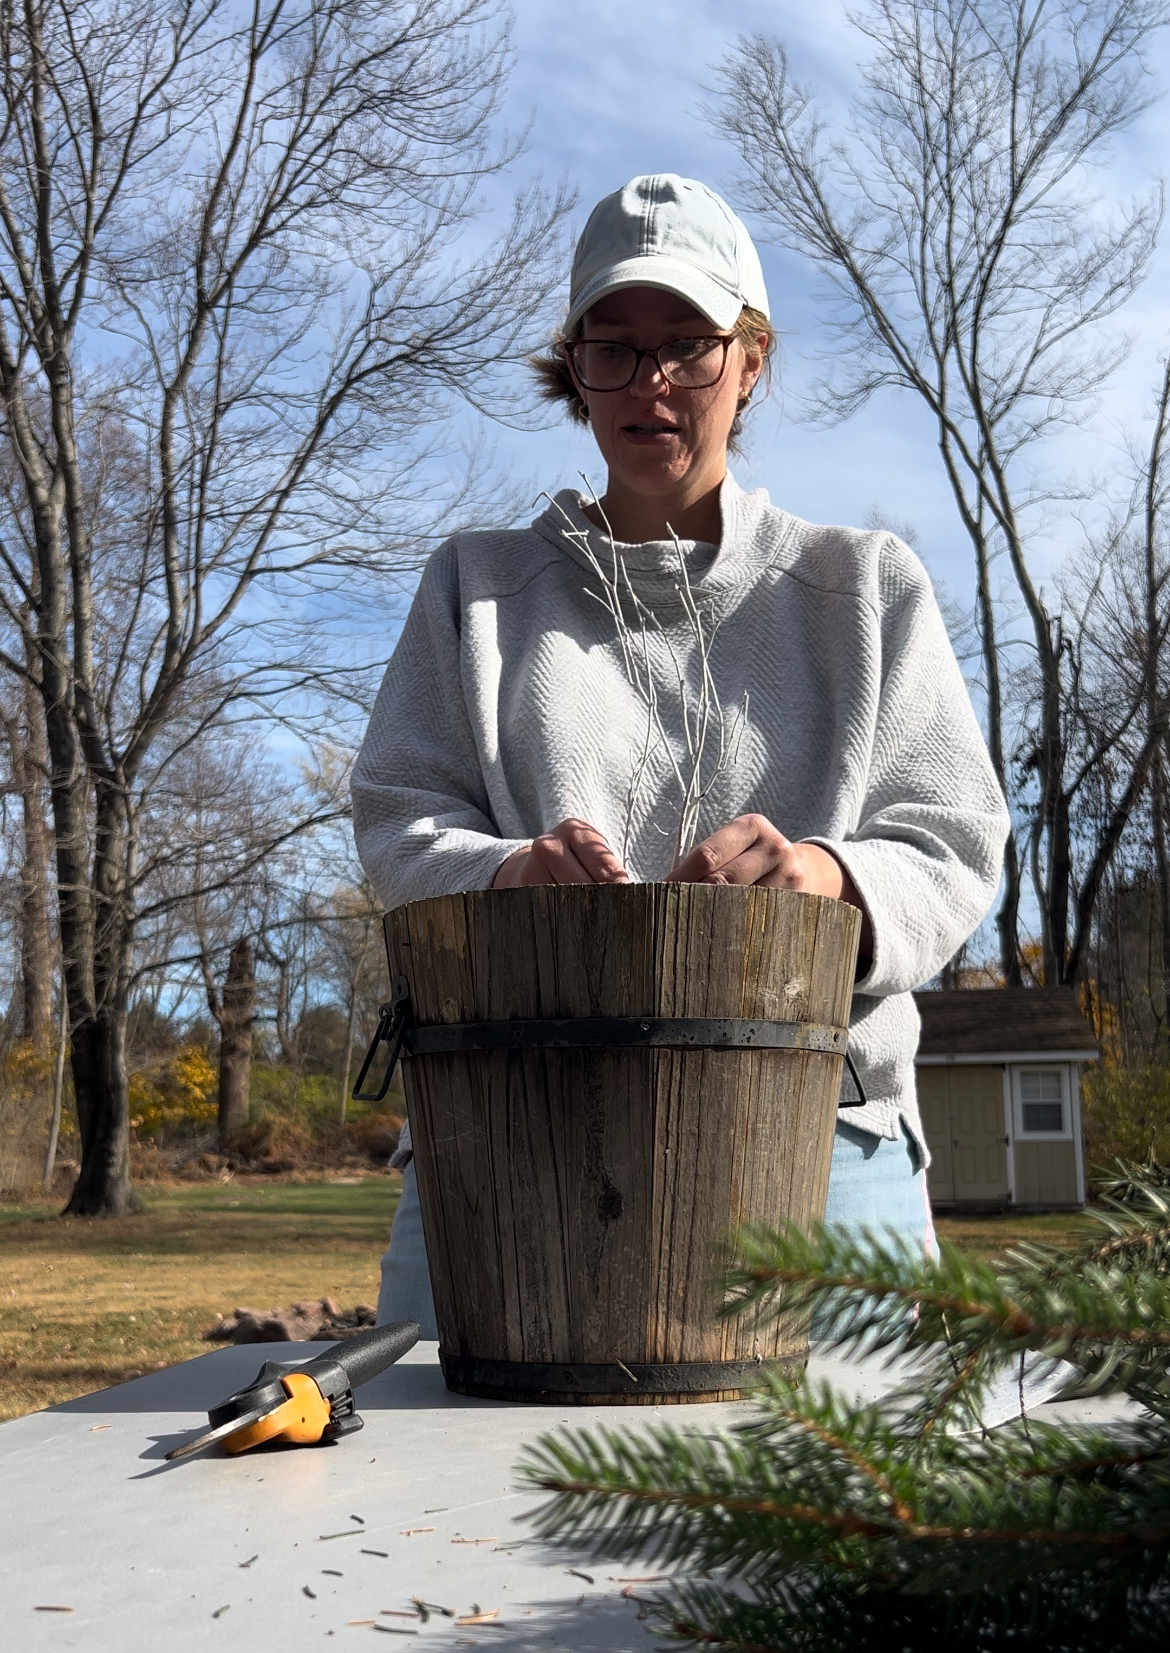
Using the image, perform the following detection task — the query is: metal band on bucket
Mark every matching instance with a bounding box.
[407,1014,847,1056]
[439,1352,806,1399]
[353,976,866,1107]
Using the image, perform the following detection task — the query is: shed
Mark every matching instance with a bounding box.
[912,988,1099,1210]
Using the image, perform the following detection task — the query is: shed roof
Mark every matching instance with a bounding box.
[912,988,1099,1057]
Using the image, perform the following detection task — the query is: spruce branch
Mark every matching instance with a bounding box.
[516,1175,1170,1648]
[722,1221,1170,1384]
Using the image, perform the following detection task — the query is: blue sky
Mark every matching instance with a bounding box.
[455,0,1170,625]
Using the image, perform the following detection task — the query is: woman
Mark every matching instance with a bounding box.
[352,174,1008,1336]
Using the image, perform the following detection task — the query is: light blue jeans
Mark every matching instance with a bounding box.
[823,1119,935,1248]
[376,1119,933,1339]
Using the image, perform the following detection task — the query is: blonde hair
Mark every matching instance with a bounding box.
[529,304,776,454]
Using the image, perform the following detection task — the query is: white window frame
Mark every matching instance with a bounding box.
[1011,1064,1074,1140]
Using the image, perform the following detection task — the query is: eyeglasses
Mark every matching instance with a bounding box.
[564,335,733,392]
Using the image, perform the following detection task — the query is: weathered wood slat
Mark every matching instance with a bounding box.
[385,884,860,1404]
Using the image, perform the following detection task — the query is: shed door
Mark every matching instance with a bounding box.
[950,1066,1009,1201]
[915,1065,1008,1205]
[916,1068,954,1203]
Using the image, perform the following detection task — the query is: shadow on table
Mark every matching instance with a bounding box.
[51,1343,514,1416]
[432,1588,658,1652]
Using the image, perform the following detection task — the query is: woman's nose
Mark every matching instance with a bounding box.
[629,351,670,396]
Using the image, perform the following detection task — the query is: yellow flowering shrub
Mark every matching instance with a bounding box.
[0,1041,55,1088]
[129,1044,217,1137]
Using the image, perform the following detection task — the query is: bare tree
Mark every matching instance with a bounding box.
[713,0,1168,983]
[0,0,570,1212]
[153,730,323,1145]
[255,883,320,1068]
[1061,354,1170,998]
[314,876,381,1123]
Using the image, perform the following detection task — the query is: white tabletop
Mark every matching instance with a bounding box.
[0,1341,1137,1651]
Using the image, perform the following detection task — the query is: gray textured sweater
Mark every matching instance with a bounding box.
[352,475,1009,1152]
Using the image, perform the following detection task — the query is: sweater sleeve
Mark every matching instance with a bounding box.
[803,537,1009,999]
[351,544,527,908]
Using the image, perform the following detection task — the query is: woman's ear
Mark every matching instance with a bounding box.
[563,345,591,420]
[739,332,769,399]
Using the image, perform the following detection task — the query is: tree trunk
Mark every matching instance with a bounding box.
[339,987,357,1126]
[260,942,299,1065]
[975,542,1024,986]
[2,663,54,1046]
[52,763,137,1214]
[935,438,1023,985]
[1044,664,1074,985]
[1145,365,1170,1032]
[19,780,54,1046]
[218,939,255,1150]
[1155,747,1170,1032]
[43,987,68,1191]
[64,1006,137,1215]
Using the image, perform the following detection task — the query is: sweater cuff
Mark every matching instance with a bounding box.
[799,837,887,997]
[462,838,533,894]
[368,835,533,910]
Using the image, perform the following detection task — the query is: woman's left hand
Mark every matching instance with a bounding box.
[665,813,872,961]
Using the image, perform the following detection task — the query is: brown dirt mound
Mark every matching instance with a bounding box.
[128,1112,402,1182]
[202,1297,378,1343]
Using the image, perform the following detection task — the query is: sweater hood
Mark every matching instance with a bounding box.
[531,472,785,612]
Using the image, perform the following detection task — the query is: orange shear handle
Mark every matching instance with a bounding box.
[223,1371,332,1455]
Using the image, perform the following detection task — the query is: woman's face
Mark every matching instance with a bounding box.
[569,287,762,518]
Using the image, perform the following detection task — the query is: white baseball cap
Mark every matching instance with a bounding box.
[566,174,770,332]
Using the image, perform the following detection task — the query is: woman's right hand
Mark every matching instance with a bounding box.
[492,818,630,887]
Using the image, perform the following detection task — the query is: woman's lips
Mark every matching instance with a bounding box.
[620,423,680,445]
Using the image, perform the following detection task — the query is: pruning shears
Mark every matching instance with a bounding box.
[165,1320,420,1461]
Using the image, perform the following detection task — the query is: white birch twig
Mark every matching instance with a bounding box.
[540,483,750,871]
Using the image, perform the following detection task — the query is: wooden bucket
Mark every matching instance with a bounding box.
[384,883,860,1404]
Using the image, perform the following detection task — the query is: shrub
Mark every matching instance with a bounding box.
[121,1048,403,1176]
[0,1040,67,1194]
[211,1061,402,1172]
[1082,1059,1170,1169]
[128,1043,217,1139]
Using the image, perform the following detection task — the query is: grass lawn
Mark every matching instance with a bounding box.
[0,1174,399,1423]
[934,1210,1094,1259]
[0,1179,1090,1426]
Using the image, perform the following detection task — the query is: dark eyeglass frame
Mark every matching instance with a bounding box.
[564,335,733,392]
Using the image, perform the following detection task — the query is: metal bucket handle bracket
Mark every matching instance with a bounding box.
[354,979,868,1109]
[351,976,412,1102]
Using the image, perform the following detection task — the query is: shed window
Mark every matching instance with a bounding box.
[1019,1069,1064,1134]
